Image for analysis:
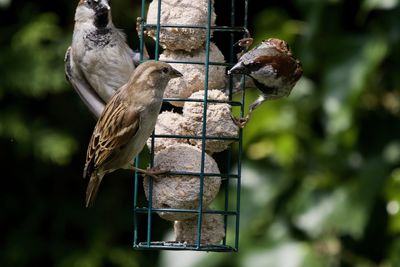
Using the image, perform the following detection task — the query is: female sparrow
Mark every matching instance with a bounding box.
[83,61,182,207]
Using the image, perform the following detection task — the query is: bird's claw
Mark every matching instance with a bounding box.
[236,37,253,48]
[131,165,170,181]
[235,37,253,59]
[230,114,249,128]
[136,17,147,35]
[144,167,170,181]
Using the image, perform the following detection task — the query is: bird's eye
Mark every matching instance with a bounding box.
[247,61,263,72]
[161,67,169,74]
[86,0,98,6]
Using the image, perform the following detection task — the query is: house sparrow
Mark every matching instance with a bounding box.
[228,38,303,127]
[65,0,146,118]
[83,61,182,207]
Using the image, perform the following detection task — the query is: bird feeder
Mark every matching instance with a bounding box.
[132,0,249,252]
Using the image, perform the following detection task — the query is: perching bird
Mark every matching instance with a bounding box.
[65,0,147,118]
[83,61,182,207]
[228,38,303,127]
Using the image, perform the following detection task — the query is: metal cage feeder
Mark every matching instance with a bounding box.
[132,0,249,252]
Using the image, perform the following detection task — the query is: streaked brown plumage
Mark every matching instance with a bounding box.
[83,60,182,207]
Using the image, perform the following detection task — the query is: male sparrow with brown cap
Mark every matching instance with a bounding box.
[83,61,182,207]
[65,0,146,118]
[228,38,303,127]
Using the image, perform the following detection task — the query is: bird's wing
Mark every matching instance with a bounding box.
[131,50,143,67]
[83,91,141,178]
[252,54,300,78]
[130,47,149,67]
[65,46,105,119]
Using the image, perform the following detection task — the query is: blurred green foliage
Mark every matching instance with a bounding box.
[1,0,400,267]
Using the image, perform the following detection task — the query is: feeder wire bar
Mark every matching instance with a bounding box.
[195,0,214,249]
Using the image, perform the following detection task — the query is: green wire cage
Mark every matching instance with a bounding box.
[133,0,249,252]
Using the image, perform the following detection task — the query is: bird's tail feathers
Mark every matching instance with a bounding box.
[85,174,103,208]
[83,160,94,180]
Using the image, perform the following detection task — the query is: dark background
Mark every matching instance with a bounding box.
[1,0,400,266]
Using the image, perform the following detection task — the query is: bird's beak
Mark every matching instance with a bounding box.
[170,68,183,78]
[228,62,249,75]
[95,0,111,15]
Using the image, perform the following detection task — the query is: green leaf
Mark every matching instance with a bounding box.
[34,130,78,165]
[293,159,387,239]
